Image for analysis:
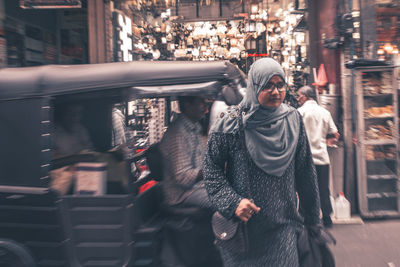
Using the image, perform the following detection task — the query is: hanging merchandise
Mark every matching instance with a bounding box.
[313,64,328,88]
[148,99,166,145]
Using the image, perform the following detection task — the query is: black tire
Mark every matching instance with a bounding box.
[0,239,36,267]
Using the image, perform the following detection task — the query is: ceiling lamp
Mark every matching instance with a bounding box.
[251,1,259,14]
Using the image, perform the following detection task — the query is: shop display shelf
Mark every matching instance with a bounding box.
[364,115,394,119]
[363,93,393,98]
[366,192,398,199]
[366,159,396,164]
[364,139,397,145]
[356,66,400,218]
[367,174,397,180]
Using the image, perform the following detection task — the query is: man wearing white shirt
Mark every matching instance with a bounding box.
[297,86,340,227]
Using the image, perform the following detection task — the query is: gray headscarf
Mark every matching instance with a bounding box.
[211,58,300,177]
[243,58,300,176]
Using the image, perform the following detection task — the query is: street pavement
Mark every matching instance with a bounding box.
[328,219,400,267]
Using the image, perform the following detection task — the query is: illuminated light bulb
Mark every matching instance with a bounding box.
[384,43,393,53]
[152,49,160,60]
[251,3,258,14]
[230,38,238,47]
[377,49,384,55]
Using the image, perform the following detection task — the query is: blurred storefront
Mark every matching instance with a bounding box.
[130,0,311,92]
[1,0,88,66]
[0,0,134,66]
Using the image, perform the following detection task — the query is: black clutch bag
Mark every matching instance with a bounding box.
[211,211,248,256]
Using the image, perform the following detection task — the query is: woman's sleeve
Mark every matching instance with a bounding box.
[203,132,242,219]
[295,120,321,225]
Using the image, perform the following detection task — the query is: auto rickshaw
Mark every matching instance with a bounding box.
[0,61,245,267]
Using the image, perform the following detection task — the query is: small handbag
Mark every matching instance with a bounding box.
[210,109,251,256]
[211,211,248,256]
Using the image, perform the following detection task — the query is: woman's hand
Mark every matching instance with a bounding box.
[235,198,261,222]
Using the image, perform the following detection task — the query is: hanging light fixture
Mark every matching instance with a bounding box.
[384,43,394,54]
[246,20,256,33]
[251,0,259,15]
[230,38,238,47]
[245,37,257,50]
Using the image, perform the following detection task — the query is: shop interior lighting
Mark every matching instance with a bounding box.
[383,43,394,53]
[352,32,360,39]
[251,2,259,14]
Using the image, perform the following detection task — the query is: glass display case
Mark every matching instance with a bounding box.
[355,66,399,217]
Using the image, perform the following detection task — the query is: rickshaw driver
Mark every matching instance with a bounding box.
[159,96,213,210]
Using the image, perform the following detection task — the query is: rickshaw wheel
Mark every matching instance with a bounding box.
[0,239,36,267]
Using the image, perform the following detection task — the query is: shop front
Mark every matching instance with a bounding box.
[1,0,88,66]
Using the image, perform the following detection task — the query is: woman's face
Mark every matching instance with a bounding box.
[257,75,286,108]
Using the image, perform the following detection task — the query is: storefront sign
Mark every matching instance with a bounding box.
[113,11,133,62]
[20,0,81,9]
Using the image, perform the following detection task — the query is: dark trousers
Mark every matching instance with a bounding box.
[315,164,333,218]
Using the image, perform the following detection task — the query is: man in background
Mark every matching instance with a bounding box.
[297,86,340,227]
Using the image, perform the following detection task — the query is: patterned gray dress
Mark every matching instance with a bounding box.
[203,111,321,267]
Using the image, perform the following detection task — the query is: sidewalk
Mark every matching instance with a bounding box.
[328,219,400,267]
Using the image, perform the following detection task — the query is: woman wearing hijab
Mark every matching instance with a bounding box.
[204,58,321,266]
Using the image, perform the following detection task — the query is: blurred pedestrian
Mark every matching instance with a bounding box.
[204,58,321,266]
[53,103,93,158]
[297,85,340,227]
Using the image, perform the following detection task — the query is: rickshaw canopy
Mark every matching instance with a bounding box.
[0,61,245,101]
